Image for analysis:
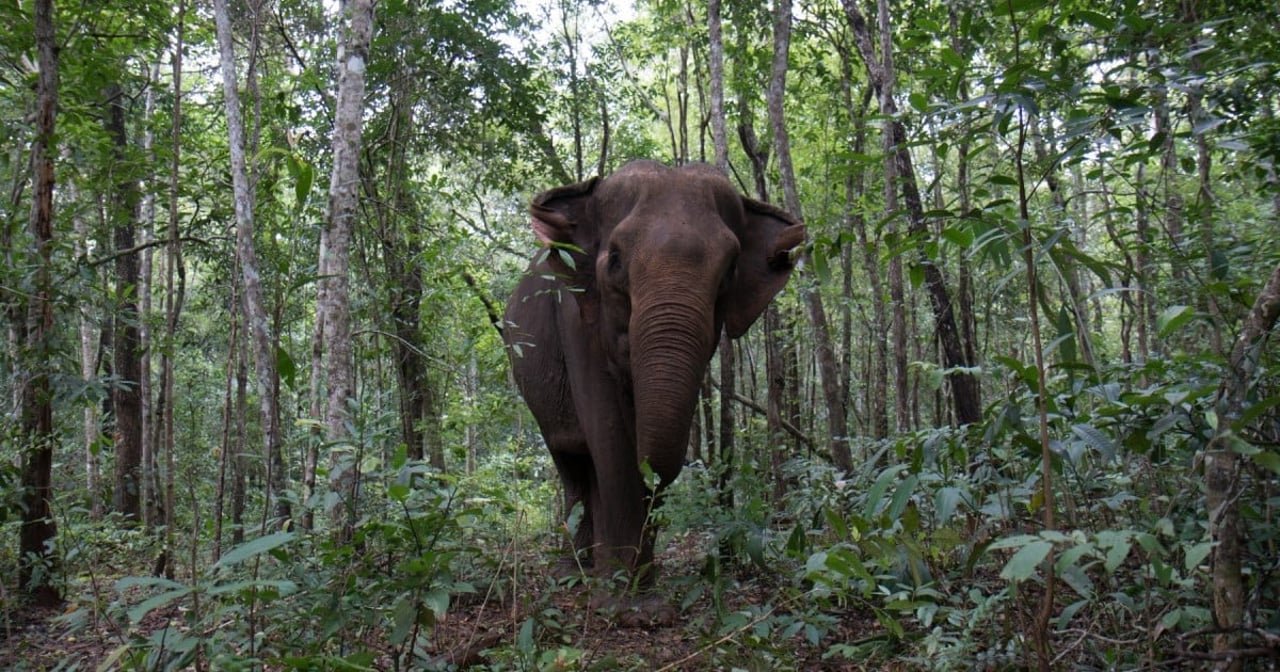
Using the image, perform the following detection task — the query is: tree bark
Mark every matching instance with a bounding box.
[1206,262,1280,669]
[707,0,728,172]
[104,82,144,522]
[160,1,187,577]
[18,0,61,606]
[323,0,375,541]
[717,333,736,510]
[213,0,288,527]
[765,0,852,471]
[844,0,981,426]
[367,66,442,471]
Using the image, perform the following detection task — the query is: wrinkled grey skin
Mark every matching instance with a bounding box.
[504,160,804,584]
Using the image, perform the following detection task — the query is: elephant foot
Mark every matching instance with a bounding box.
[589,592,678,628]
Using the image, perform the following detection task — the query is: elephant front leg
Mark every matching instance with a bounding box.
[551,451,595,576]
[590,455,655,588]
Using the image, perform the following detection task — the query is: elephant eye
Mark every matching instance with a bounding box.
[719,259,738,295]
[607,247,622,274]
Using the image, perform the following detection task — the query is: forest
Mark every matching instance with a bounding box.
[2,0,1279,668]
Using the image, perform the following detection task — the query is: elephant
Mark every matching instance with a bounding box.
[503,160,805,588]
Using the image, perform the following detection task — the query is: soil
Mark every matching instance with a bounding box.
[0,530,890,670]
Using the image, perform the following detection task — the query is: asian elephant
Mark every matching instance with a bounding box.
[503,160,805,585]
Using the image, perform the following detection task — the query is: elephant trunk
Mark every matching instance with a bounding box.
[630,287,716,487]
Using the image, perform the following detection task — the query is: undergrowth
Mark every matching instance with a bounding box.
[16,358,1280,670]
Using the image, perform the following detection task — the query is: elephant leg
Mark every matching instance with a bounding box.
[590,454,652,587]
[550,451,595,569]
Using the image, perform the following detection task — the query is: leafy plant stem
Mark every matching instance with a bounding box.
[1008,3,1055,669]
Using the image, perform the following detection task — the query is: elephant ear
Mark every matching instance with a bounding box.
[529,176,602,315]
[722,198,806,339]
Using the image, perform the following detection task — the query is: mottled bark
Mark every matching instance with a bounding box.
[322,0,375,540]
[844,0,981,426]
[765,0,851,471]
[1207,263,1280,669]
[18,0,61,606]
[707,0,728,172]
[213,0,288,526]
[101,81,145,522]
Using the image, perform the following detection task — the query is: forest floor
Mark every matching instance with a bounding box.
[0,529,894,670]
[428,529,891,670]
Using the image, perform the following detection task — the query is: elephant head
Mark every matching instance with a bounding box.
[529,160,803,486]
[506,160,804,584]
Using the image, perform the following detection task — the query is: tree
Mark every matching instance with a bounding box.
[213,0,288,528]
[843,0,981,427]
[322,0,375,540]
[104,80,145,523]
[16,0,61,607]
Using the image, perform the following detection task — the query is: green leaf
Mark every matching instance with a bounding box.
[1184,541,1212,572]
[115,576,187,592]
[993,0,1045,16]
[864,464,907,518]
[390,595,417,645]
[939,46,966,69]
[214,531,296,570]
[1156,305,1194,339]
[288,154,314,212]
[909,91,929,113]
[1075,9,1115,31]
[1071,423,1117,463]
[276,345,298,390]
[934,486,966,525]
[127,587,193,624]
[1000,540,1053,581]
[888,474,919,519]
[1103,538,1132,574]
[1250,450,1280,476]
[206,579,298,597]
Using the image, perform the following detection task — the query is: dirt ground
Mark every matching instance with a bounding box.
[1,531,888,670]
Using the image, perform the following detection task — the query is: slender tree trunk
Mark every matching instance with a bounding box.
[213,0,288,527]
[74,187,103,519]
[303,259,324,532]
[845,0,980,426]
[765,306,787,502]
[18,0,61,607]
[707,0,728,172]
[717,333,736,511]
[323,0,375,541]
[1207,263,1280,670]
[104,82,144,523]
[232,343,248,545]
[139,65,157,530]
[370,71,442,471]
[160,1,186,577]
[214,273,238,561]
[767,0,851,470]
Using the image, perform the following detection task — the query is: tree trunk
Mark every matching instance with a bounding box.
[214,275,239,561]
[213,0,288,527]
[765,306,787,502]
[765,0,851,471]
[73,188,103,520]
[717,332,736,511]
[18,0,61,607]
[707,0,728,172]
[103,82,144,523]
[323,0,375,541]
[160,0,186,576]
[232,345,249,546]
[369,68,442,471]
[844,0,980,426]
[1206,263,1280,670]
